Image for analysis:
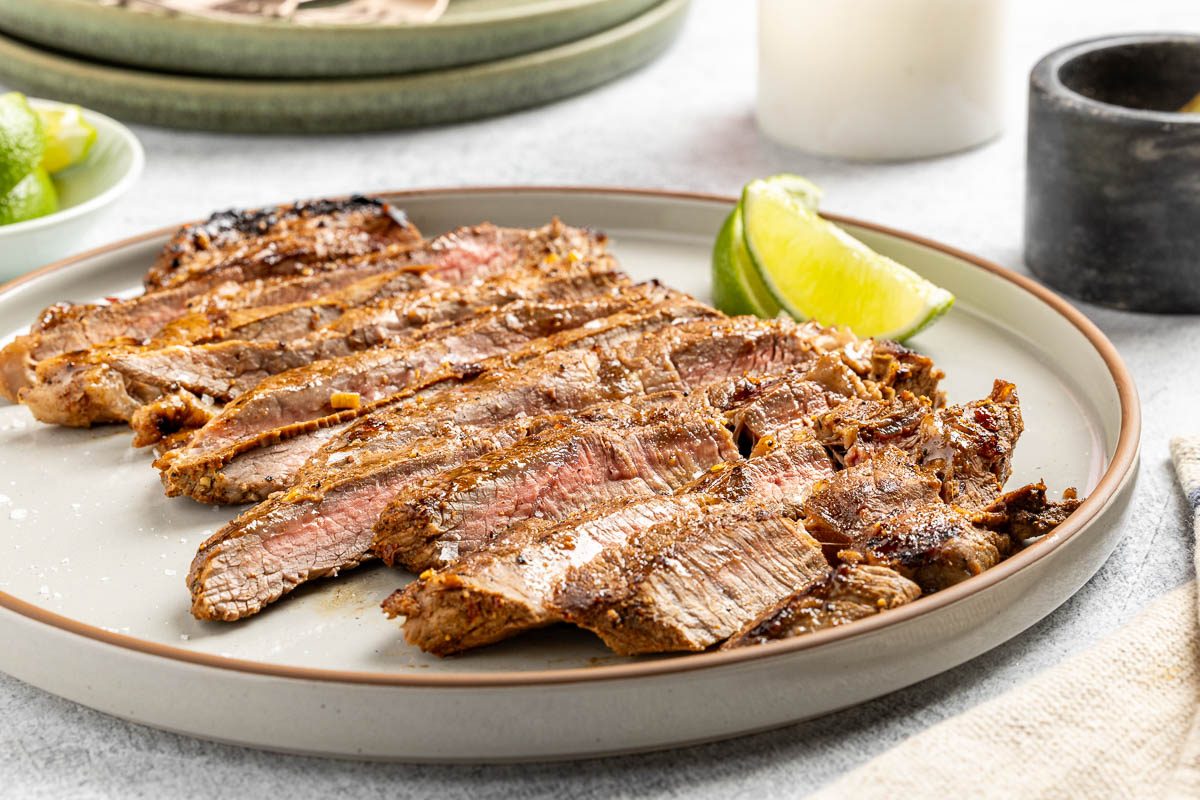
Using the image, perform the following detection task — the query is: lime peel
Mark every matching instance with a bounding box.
[0,167,59,226]
[740,178,954,341]
[0,92,44,198]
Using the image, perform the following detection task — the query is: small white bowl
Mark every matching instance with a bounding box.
[0,98,144,283]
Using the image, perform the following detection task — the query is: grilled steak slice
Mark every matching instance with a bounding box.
[814,391,931,461]
[147,266,442,347]
[844,503,1014,592]
[801,447,943,558]
[144,196,416,291]
[388,495,718,654]
[915,380,1024,509]
[151,239,619,350]
[1,220,602,401]
[859,340,944,403]
[973,481,1082,541]
[558,502,830,655]
[187,393,689,621]
[387,424,837,655]
[161,299,717,503]
[288,259,623,353]
[818,380,1023,511]
[23,268,629,428]
[372,413,742,572]
[128,268,625,444]
[722,564,921,649]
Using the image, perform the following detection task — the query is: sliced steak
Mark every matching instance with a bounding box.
[973,481,1082,541]
[147,266,441,347]
[372,413,742,572]
[845,503,1014,592]
[305,318,865,482]
[801,447,943,558]
[161,298,717,503]
[722,564,921,649]
[558,502,830,655]
[188,354,867,623]
[144,196,417,291]
[1,220,602,401]
[388,495,718,655]
[916,380,1024,510]
[23,268,629,428]
[858,339,944,403]
[814,391,931,461]
[387,424,837,655]
[187,393,688,621]
[819,380,1024,511]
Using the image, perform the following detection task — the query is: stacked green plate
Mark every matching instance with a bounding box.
[0,0,687,133]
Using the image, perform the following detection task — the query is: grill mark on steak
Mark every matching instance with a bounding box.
[722,564,921,649]
[843,504,1015,592]
[145,196,415,292]
[161,299,717,504]
[387,423,839,655]
[187,394,689,621]
[973,481,1082,541]
[801,447,944,559]
[0,220,602,402]
[22,267,629,429]
[831,479,1079,596]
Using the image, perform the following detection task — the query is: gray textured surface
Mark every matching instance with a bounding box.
[0,1,1195,797]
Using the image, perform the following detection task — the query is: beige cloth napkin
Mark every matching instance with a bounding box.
[810,438,1200,800]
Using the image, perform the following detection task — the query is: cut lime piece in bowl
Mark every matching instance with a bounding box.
[38,104,97,174]
[0,91,44,197]
[0,166,58,226]
[741,178,955,340]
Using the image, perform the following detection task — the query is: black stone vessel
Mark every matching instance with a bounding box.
[1025,34,1200,312]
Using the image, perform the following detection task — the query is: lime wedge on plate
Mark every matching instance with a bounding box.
[712,207,781,317]
[712,174,823,317]
[0,166,58,226]
[0,92,44,197]
[38,104,97,174]
[741,177,954,340]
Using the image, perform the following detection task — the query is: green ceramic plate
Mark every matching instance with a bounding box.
[0,0,686,134]
[0,0,665,79]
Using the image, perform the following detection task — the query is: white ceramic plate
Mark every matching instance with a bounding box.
[0,98,144,282]
[0,188,1139,761]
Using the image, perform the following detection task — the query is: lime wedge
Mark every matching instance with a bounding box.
[38,104,97,174]
[0,166,58,226]
[741,178,954,340]
[711,174,823,317]
[0,92,44,197]
[755,172,824,210]
[712,207,781,317]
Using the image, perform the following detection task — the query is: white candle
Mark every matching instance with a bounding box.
[757,0,1007,161]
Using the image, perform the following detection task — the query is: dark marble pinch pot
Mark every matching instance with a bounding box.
[1025,34,1200,312]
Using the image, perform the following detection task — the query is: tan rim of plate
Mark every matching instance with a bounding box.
[0,186,1142,689]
